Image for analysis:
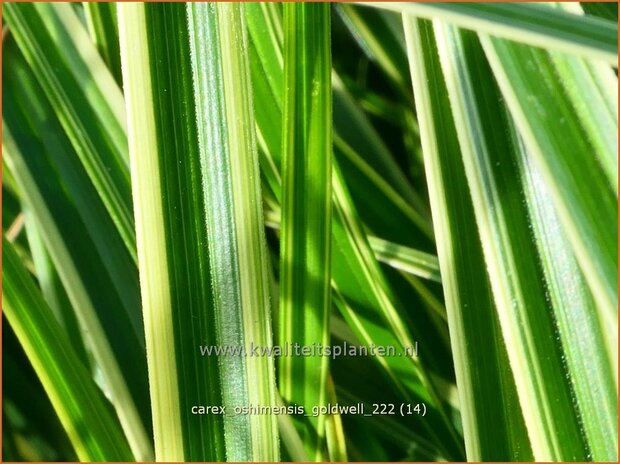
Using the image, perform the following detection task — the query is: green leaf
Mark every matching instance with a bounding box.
[330,336,445,460]
[196,3,281,459]
[4,320,77,461]
[368,235,441,283]
[247,7,462,458]
[2,182,21,231]
[480,20,618,364]
[6,1,614,461]
[23,210,90,368]
[333,132,433,246]
[2,38,142,337]
[336,4,410,92]
[2,237,133,462]
[432,20,615,459]
[325,377,348,462]
[246,3,433,248]
[331,162,463,459]
[83,2,122,85]
[276,391,309,462]
[266,208,441,284]
[518,137,617,460]
[279,2,332,460]
[3,43,152,460]
[4,2,135,257]
[119,2,279,460]
[331,75,432,234]
[363,1,618,64]
[403,17,532,461]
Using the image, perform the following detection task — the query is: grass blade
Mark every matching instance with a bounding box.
[325,377,348,462]
[368,236,440,283]
[120,3,279,460]
[582,1,618,21]
[480,27,618,360]
[3,49,152,460]
[22,210,90,367]
[403,17,532,460]
[5,2,614,462]
[279,2,332,460]
[246,3,432,246]
[518,136,617,460]
[331,74,431,228]
[364,1,618,64]
[4,317,77,461]
[3,37,143,345]
[336,4,410,92]
[83,2,122,85]
[2,237,133,462]
[119,4,210,459]
[266,208,440,284]
[433,21,615,459]
[4,3,134,256]
[331,161,463,459]
[247,7,461,458]
[212,3,281,459]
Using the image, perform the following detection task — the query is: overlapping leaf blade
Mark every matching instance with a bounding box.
[279,3,332,460]
[83,2,122,85]
[2,237,133,462]
[3,317,77,462]
[402,17,532,461]
[195,3,280,460]
[433,22,592,460]
[265,208,441,285]
[23,211,90,367]
[246,5,463,459]
[3,38,152,461]
[2,2,616,462]
[4,2,134,255]
[119,2,279,460]
[336,3,410,92]
[246,3,433,249]
[479,16,617,365]
[518,136,617,460]
[365,2,618,64]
